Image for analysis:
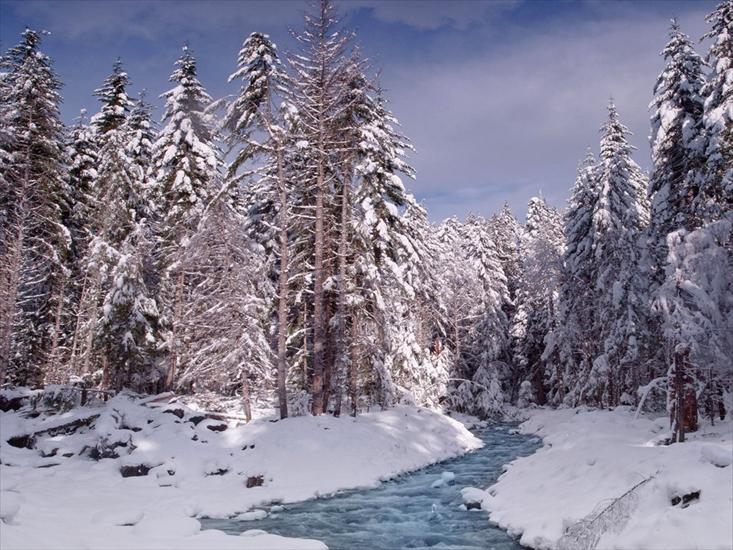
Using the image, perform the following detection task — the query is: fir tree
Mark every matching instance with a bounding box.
[97,226,162,393]
[698,0,733,221]
[151,45,220,389]
[221,31,292,418]
[544,151,601,406]
[0,29,70,386]
[512,197,563,405]
[585,102,650,406]
[177,198,273,420]
[287,0,354,414]
[91,59,132,138]
[648,19,706,271]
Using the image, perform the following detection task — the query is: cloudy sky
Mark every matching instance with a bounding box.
[0,0,717,221]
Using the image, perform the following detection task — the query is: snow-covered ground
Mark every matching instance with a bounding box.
[480,407,733,550]
[0,394,481,550]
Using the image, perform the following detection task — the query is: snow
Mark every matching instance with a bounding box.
[480,407,733,550]
[0,395,481,550]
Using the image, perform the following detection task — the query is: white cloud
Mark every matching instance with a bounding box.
[381,6,712,220]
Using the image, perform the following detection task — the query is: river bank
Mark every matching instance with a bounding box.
[482,407,733,550]
[0,392,480,549]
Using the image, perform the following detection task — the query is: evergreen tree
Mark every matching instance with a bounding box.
[90,112,162,389]
[0,29,70,387]
[544,151,601,406]
[584,102,650,407]
[64,111,99,378]
[698,0,733,221]
[648,20,706,272]
[221,31,292,418]
[151,45,220,389]
[287,0,354,414]
[177,198,274,420]
[97,226,162,393]
[512,197,563,404]
[488,203,522,315]
[91,59,132,138]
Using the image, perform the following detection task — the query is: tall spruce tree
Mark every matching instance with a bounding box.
[512,197,563,405]
[649,19,707,263]
[91,59,132,139]
[584,102,650,407]
[221,31,293,418]
[151,45,220,389]
[0,29,70,387]
[544,151,601,406]
[698,0,733,221]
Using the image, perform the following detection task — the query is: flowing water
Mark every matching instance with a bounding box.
[202,424,540,550]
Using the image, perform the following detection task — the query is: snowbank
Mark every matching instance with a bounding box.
[0,396,481,550]
[480,407,733,550]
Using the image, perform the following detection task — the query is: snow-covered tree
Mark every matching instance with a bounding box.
[697,0,733,222]
[91,59,132,139]
[544,151,601,406]
[488,203,522,314]
[656,215,732,424]
[221,31,293,418]
[177,198,274,420]
[512,197,563,404]
[286,0,354,414]
[436,215,509,414]
[0,29,70,387]
[151,45,220,389]
[97,226,162,393]
[65,112,98,265]
[584,102,650,407]
[648,19,707,268]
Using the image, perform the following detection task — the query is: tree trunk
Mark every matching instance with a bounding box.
[670,344,698,442]
[165,270,185,391]
[332,174,350,417]
[311,140,326,415]
[348,308,360,416]
[46,277,67,384]
[276,148,290,419]
[0,208,25,386]
[241,377,252,422]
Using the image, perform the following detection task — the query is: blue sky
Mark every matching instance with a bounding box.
[0,0,717,222]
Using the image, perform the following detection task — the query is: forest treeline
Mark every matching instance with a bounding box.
[0,1,730,425]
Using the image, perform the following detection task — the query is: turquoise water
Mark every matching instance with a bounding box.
[202,424,540,549]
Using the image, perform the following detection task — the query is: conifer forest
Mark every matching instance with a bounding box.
[0,1,731,549]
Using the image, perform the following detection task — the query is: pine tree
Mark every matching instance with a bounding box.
[544,151,601,406]
[0,29,70,387]
[512,197,563,405]
[585,102,650,407]
[91,59,132,139]
[648,19,706,272]
[126,92,156,185]
[222,31,292,418]
[698,0,733,221]
[287,0,354,414]
[151,45,220,389]
[177,198,273,419]
[89,112,162,390]
[97,226,162,393]
[488,203,522,315]
[64,111,99,378]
